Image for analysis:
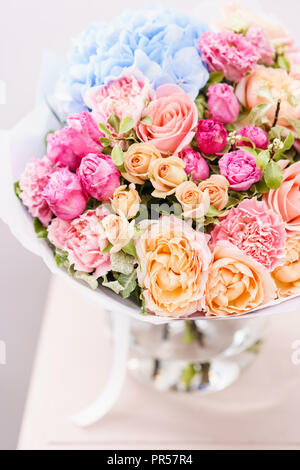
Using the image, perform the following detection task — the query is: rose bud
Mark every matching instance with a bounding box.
[42,168,87,221]
[238,126,269,150]
[219,149,262,191]
[78,153,121,201]
[112,184,141,219]
[207,83,240,124]
[180,148,209,182]
[197,119,228,154]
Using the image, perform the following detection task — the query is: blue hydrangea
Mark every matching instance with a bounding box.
[55,8,209,116]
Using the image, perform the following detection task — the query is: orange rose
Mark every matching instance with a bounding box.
[175,181,210,219]
[272,235,300,297]
[123,143,161,185]
[112,184,141,219]
[198,175,229,211]
[149,156,187,198]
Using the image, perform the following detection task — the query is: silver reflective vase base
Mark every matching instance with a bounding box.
[128,317,268,393]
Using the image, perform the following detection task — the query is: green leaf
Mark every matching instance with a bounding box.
[102,243,113,254]
[108,113,120,134]
[111,144,124,168]
[122,240,137,258]
[283,132,294,151]
[118,271,137,299]
[286,118,300,138]
[205,205,224,218]
[264,161,283,189]
[74,271,98,290]
[277,55,290,72]
[98,122,112,137]
[102,277,124,295]
[269,126,285,140]
[100,137,112,147]
[54,248,69,268]
[110,251,135,275]
[256,150,270,170]
[33,218,48,239]
[248,103,272,126]
[119,116,135,135]
[140,116,152,126]
[239,146,257,157]
[252,177,269,195]
[14,181,21,200]
[208,71,224,85]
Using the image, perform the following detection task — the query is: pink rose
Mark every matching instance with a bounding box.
[197,119,228,154]
[136,84,198,156]
[180,148,209,182]
[238,126,268,150]
[19,157,54,227]
[85,70,153,127]
[47,112,103,171]
[42,168,87,221]
[246,27,274,66]
[207,83,240,124]
[78,153,121,201]
[64,209,111,278]
[47,218,71,249]
[264,161,300,234]
[219,150,262,191]
[198,31,258,82]
[211,198,286,271]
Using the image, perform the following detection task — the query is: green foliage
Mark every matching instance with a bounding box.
[33,218,48,239]
[263,161,283,189]
[14,181,21,200]
[119,116,135,135]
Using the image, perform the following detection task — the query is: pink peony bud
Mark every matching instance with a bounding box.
[180,148,209,181]
[239,126,269,150]
[207,84,240,124]
[78,153,121,201]
[42,168,87,221]
[219,150,262,191]
[197,119,228,154]
[47,112,103,171]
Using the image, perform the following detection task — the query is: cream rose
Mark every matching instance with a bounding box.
[102,214,135,254]
[122,143,161,185]
[206,241,276,317]
[111,184,141,219]
[236,65,300,128]
[198,175,229,211]
[175,181,210,219]
[272,235,300,297]
[149,156,187,198]
[135,215,212,318]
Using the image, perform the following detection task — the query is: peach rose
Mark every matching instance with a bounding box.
[149,156,187,198]
[135,215,212,318]
[287,47,300,81]
[111,184,141,219]
[206,241,276,317]
[236,66,300,128]
[136,84,198,156]
[264,161,300,234]
[122,143,161,185]
[175,181,210,219]
[198,175,229,211]
[272,235,300,297]
[102,214,135,254]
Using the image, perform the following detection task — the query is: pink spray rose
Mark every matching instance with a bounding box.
[64,208,111,278]
[207,83,240,124]
[78,153,121,201]
[264,161,300,235]
[19,157,54,227]
[211,198,286,271]
[47,218,71,250]
[246,27,274,66]
[197,119,228,154]
[198,31,259,82]
[42,168,87,221]
[180,148,209,182]
[238,126,269,150]
[47,112,103,171]
[85,70,153,127]
[219,150,262,191]
[136,84,198,155]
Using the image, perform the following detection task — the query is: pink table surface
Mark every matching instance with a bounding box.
[18,276,300,450]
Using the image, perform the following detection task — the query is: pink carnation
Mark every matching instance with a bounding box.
[198,31,259,82]
[42,168,87,221]
[19,157,54,227]
[64,209,111,278]
[47,112,103,171]
[211,198,286,271]
[180,148,209,181]
[207,83,240,124]
[246,27,274,66]
[78,153,121,201]
[47,218,71,250]
[219,150,262,191]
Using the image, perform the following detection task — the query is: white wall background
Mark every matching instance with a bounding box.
[0,0,299,450]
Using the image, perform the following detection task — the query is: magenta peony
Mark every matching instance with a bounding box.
[180,148,209,181]
[211,198,286,271]
[238,126,269,150]
[219,150,262,191]
[198,31,259,82]
[78,153,121,201]
[207,84,240,124]
[19,157,54,226]
[42,168,87,221]
[197,119,228,154]
[47,112,103,171]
